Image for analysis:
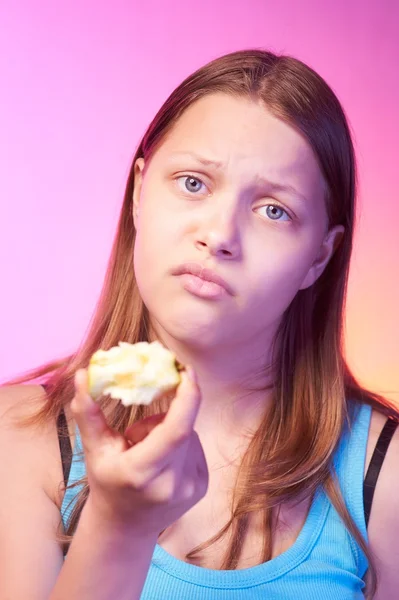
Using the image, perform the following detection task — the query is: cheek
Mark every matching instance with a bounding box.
[135,197,168,253]
[133,232,163,318]
[248,241,316,307]
[137,183,178,242]
[133,201,173,298]
[133,232,147,294]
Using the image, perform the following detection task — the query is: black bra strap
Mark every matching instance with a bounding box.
[363,417,398,528]
[42,384,73,488]
[57,408,73,488]
[43,378,397,531]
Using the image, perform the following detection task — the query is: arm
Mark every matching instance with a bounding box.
[0,385,156,600]
[0,366,206,600]
[0,385,64,600]
[365,411,399,598]
[50,499,157,600]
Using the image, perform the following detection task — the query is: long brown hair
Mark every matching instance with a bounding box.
[5,49,399,598]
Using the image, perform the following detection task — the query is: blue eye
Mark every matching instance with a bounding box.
[261,204,291,222]
[176,175,207,195]
[175,177,291,222]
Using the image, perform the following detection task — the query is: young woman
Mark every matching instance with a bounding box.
[1,49,398,600]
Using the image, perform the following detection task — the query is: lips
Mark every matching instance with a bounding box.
[171,262,234,295]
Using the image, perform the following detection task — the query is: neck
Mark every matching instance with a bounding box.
[148,323,275,445]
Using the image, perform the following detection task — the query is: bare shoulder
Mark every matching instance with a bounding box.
[364,407,399,598]
[0,384,65,598]
[0,383,66,506]
[0,382,45,416]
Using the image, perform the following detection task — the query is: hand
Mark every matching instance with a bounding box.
[70,366,209,537]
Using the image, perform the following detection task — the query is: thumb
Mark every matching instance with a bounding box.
[71,369,112,453]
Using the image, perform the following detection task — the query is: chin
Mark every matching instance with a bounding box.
[152,306,225,349]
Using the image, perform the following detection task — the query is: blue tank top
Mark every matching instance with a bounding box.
[61,401,371,599]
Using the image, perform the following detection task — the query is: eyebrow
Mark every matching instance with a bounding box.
[167,151,309,204]
[168,151,224,169]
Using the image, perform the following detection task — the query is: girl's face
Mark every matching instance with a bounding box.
[132,93,343,354]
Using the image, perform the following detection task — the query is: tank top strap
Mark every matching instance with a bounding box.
[332,400,372,578]
[61,426,86,530]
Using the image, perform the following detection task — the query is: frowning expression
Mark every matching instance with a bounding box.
[132,93,343,349]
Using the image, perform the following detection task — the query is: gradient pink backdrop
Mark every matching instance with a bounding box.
[1,1,398,402]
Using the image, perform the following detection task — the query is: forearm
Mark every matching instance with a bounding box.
[49,500,158,600]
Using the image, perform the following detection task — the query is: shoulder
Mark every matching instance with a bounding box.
[0,382,44,415]
[364,406,397,471]
[364,406,399,597]
[0,384,66,507]
[0,384,65,595]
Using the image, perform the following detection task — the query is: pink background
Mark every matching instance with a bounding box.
[1,1,398,402]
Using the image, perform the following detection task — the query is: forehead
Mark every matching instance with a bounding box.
[156,93,322,186]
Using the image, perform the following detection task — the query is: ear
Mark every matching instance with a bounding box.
[132,157,145,229]
[299,225,345,290]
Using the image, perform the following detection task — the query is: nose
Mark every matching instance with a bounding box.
[194,205,242,258]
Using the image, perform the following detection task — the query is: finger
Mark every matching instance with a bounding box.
[162,366,201,436]
[125,413,166,445]
[131,367,201,468]
[70,369,113,453]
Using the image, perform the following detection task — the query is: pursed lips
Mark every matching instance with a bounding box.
[171,262,234,295]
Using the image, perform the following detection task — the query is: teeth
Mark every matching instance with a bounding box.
[87,341,183,406]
